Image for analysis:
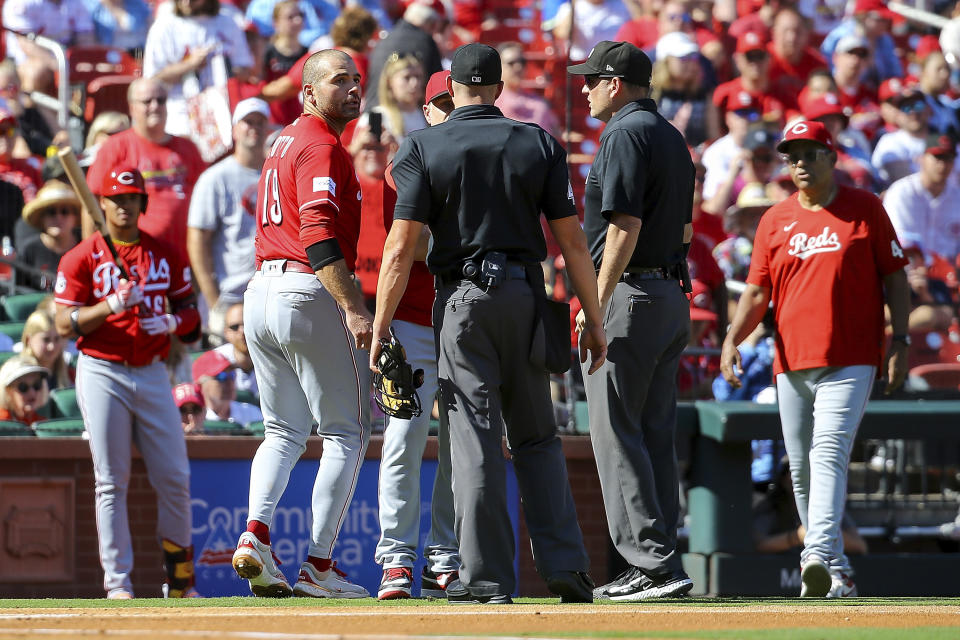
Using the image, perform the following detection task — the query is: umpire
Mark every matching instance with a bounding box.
[372,43,607,604]
[568,41,696,601]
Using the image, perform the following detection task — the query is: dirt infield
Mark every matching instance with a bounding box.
[0,603,958,639]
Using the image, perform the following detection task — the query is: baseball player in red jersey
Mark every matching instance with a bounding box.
[231,49,373,599]
[53,168,201,599]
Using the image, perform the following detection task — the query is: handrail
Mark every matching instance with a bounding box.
[1,28,69,129]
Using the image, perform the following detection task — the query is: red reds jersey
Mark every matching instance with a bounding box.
[86,129,206,258]
[747,185,908,376]
[384,165,433,327]
[254,113,362,271]
[0,157,43,202]
[55,232,199,365]
[712,78,794,120]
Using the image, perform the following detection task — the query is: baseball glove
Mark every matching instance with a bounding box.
[373,327,424,420]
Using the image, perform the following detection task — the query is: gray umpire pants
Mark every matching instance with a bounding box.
[436,277,589,597]
[582,277,690,576]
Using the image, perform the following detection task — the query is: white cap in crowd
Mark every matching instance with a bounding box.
[232,98,271,126]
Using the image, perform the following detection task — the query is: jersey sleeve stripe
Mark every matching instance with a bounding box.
[299,197,339,213]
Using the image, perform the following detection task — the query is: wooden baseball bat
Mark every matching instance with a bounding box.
[57,147,107,232]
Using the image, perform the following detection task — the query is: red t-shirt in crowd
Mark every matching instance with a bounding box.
[712,77,792,120]
[0,157,42,202]
[254,114,362,271]
[746,185,908,376]
[55,231,199,365]
[767,44,828,97]
[687,233,725,290]
[86,129,206,259]
[0,407,44,425]
[693,209,727,249]
[615,19,719,51]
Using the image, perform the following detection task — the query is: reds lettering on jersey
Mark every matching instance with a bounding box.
[254,114,363,270]
[55,232,195,366]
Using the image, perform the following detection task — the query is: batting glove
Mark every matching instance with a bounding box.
[106,279,144,314]
[140,313,179,335]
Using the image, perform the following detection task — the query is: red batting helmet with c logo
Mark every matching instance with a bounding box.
[102,168,147,196]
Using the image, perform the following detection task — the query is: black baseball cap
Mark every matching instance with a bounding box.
[567,41,652,86]
[450,43,501,86]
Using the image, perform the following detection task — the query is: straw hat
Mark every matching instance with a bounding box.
[22,180,80,230]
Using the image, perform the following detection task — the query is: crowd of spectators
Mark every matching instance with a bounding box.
[0,0,958,434]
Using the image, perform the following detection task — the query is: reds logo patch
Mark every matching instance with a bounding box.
[790,123,809,136]
[55,271,67,294]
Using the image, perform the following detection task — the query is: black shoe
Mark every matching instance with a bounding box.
[593,566,643,599]
[546,571,594,603]
[447,590,513,604]
[607,568,693,602]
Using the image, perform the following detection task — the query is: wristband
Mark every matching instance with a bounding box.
[69,308,84,336]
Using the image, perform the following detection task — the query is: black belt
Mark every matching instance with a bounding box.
[439,263,527,286]
[621,266,674,282]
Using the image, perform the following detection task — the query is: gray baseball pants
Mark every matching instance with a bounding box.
[243,267,370,559]
[375,319,459,573]
[436,278,589,598]
[76,353,192,597]
[776,365,874,574]
[582,277,690,576]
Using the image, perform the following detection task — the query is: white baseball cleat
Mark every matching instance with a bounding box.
[826,571,858,598]
[292,561,370,598]
[232,532,293,598]
[800,559,831,597]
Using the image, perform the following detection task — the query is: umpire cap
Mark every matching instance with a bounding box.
[450,43,501,86]
[567,41,652,86]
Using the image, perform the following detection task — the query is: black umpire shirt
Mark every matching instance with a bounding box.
[391,104,577,274]
[583,98,694,270]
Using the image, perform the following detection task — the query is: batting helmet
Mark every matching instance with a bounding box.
[102,168,147,196]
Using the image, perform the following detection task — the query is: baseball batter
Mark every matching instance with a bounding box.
[54,168,201,599]
[231,49,372,599]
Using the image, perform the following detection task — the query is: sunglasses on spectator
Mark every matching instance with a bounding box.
[226,323,243,331]
[213,370,235,383]
[899,101,926,114]
[665,12,691,22]
[744,50,768,64]
[180,404,204,416]
[136,96,167,106]
[16,380,43,393]
[782,148,830,166]
[733,109,761,122]
[44,206,78,217]
[846,48,870,58]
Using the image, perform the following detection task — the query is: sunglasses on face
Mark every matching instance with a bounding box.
[180,405,204,416]
[744,51,768,64]
[733,109,761,122]
[899,101,926,114]
[16,380,43,393]
[782,148,830,166]
[213,370,235,383]
[45,206,77,218]
[846,48,870,58]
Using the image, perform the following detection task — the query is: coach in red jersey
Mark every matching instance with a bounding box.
[54,168,201,599]
[721,121,910,599]
[85,78,206,259]
[231,49,372,600]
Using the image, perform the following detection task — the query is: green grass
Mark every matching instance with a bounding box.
[0,596,958,608]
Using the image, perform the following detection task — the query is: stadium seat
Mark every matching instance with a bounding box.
[202,420,253,436]
[0,322,25,342]
[32,418,86,438]
[84,74,136,122]
[909,363,960,390]
[66,46,140,87]
[0,420,34,436]
[50,387,80,418]
[235,389,258,406]
[2,292,48,322]
[247,420,265,437]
